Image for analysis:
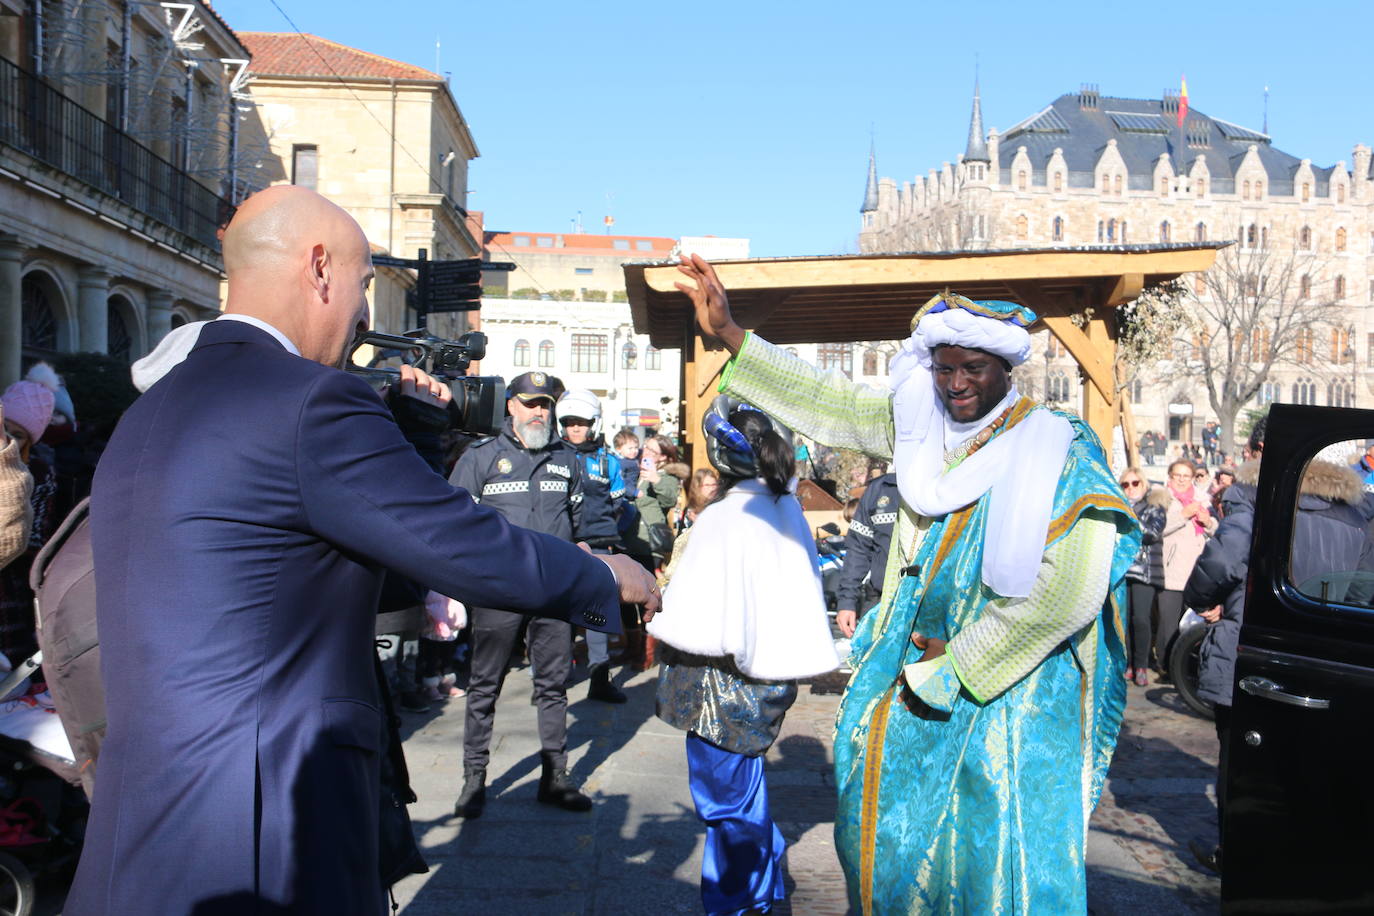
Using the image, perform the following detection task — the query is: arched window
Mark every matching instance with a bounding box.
[1053,172,1063,192]
[1052,216,1064,242]
[1131,378,1143,404]
[1300,226,1312,249]
[1335,275,1346,300]
[537,339,555,367]
[1246,224,1257,247]
[1337,184,1346,204]
[1195,222,1206,242]
[862,349,878,376]
[1015,214,1028,240]
[107,295,133,364]
[1302,182,1311,202]
[1196,177,1206,197]
[621,340,637,369]
[1336,227,1347,251]
[1296,328,1315,364]
[1300,274,1312,299]
[1255,180,1263,198]
[1194,273,1206,296]
[1159,176,1168,195]
[1096,220,1104,243]
[1017,170,1027,190]
[1291,377,1316,405]
[513,339,530,367]
[1159,221,1171,243]
[21,273,59,358]
[1101,173,1109,193]
[1113,174,1122,195]
[1243,180,1251,200]
[1260,226,1268,249]
[645,345,662,370]
[1120,220,1128,243]
[1047,370,1071,404]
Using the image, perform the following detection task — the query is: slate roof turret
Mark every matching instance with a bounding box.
[861,141,879,213]
[964,78,989,163]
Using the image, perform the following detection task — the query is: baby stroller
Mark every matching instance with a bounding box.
[0,498,105,916]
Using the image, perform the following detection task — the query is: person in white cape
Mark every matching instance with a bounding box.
[648,399,837,916]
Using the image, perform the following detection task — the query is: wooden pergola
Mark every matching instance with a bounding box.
[624,243,1226,467]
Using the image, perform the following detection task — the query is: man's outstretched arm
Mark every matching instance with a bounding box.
[675,255,895,457]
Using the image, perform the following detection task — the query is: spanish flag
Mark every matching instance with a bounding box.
[1177,76,1189,127]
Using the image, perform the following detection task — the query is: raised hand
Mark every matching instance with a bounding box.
[675,254,746,353]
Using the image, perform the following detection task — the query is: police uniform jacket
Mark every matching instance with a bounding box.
[566,436,626,548]
[836,472,899,613]
[449,419,584,542]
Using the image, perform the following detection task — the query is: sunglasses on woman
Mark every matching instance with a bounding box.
[1119,479,1144,490]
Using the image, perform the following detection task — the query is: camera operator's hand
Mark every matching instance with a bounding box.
[397,364,452,407]
[597,553,662,621]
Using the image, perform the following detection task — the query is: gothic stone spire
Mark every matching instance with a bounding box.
[965,77,990,163]
[861,139,879,213]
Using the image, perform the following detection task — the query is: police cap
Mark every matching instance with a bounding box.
[506,371,565,405]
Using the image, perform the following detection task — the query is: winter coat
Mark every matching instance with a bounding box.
[1161,487,1218,590]
[624,462,689,560]
[565,436,627,548]
[1125,485,1169,587]
[1185,459,1374,706]
[448,420,585,542]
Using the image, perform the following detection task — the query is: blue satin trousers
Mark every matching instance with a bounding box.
[685,733,787,915]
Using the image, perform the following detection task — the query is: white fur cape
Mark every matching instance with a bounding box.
[648,479,840,681]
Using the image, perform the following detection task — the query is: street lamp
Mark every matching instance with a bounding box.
[1043,346,1054,405]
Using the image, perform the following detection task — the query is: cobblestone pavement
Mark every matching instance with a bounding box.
[393,661,1222,915]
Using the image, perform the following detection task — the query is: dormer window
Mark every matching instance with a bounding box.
[1337,184,1346,204]
[1302,182,1311,202]
[1255,180,1263,198]
[1243,180,1250,200]
[1053,172,1063,192]
[1017,170,1027,190]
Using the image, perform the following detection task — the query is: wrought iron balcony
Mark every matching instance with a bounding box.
[0,54,231,251]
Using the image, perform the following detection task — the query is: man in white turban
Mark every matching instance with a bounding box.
[675,255,1141,915]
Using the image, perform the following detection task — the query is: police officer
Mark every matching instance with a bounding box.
[558,388,630,704]
[450,371,595,817]
[835,471,899,638]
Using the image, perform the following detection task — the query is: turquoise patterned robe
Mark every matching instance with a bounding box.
[721,334,1140,914]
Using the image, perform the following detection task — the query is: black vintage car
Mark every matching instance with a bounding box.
[1223,404,1374,913]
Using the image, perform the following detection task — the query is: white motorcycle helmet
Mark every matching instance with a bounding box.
[557,388,603,438]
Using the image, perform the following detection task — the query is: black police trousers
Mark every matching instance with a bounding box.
[463,606,573,770]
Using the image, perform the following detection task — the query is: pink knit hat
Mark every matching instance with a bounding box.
[1,381,55,443]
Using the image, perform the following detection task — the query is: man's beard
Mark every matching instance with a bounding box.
[517,418,551,449]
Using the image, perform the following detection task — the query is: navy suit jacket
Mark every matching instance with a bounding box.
[66,320,620,915]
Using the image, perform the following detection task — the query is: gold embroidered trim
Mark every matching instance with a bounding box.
[1044,493,1132,546]
[859,685,897,915]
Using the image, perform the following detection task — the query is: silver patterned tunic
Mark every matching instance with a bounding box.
[655,645,797,758]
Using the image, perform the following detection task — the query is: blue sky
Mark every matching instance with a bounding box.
[215,0,1372,257]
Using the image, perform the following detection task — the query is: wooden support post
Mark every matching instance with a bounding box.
[1083,312,1116,456]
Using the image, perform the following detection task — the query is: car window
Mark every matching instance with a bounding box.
[1288,441,1374,610]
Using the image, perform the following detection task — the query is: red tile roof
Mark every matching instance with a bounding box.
[240,32,439,81]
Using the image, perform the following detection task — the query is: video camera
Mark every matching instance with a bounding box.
[346,329,505,436]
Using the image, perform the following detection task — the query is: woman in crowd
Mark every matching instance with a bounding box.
[0,375,59,666]
[1120,468,1167,686]
[649,403,837,916]
[626,434,688,569]
[678,467,721,532]
[1156,459,1217,678]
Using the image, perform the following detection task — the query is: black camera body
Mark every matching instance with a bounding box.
[346,330,505,437]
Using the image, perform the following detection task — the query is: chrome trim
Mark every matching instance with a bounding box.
[1238,675,1331,710]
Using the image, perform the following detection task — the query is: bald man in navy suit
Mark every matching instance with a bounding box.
[64,187,660,916]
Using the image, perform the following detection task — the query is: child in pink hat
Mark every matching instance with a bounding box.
[0,381,55,463]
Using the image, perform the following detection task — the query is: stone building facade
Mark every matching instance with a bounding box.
[237,32,480,340]
[860,83,1374,453]
[0,0,252,384]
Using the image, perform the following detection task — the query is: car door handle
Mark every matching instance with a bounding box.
[1238,676,1331,710]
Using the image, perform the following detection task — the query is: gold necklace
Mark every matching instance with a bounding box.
[943,404,1015,466]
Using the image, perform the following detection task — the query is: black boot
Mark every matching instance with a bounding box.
[454,766,487,819]
[587,663,627,704]
[537,756,592,812]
